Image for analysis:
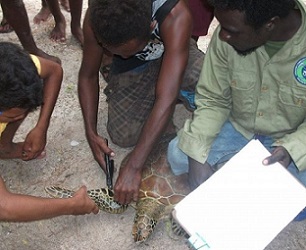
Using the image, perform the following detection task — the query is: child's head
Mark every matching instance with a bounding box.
[89,0,152,48]
[0,42,43,113]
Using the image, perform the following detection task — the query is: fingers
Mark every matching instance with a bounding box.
[89,136,115,172]
[114,191,131,205]
[22,148,46,161]
[114,187,138,205]
[262,147,291,168]
[74,186,99,214]
[262,154,280,165]
[133,192,139,203]
[92,205,100,214]
[262,148,283,165]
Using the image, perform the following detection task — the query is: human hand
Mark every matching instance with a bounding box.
[22,127,47,160]
[262,146,292,168]
[114,164,142,205]
[87,134,115,173]
[71,186,99,215]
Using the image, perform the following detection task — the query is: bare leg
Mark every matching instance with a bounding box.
[68,0,83,45]
[33,0,51,24]
[188,158,214,190]
[59,0,70,12]
[0,120,24,159]
[1,0,61,64]
[45,0,66,42]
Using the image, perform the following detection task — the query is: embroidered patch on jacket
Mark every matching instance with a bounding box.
[294,57,306,85]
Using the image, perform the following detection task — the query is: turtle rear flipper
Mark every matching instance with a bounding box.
[132,198,165,244]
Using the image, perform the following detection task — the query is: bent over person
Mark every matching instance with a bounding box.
[78,0,204,205]
[167,0,306,221]
[0,42,99,221]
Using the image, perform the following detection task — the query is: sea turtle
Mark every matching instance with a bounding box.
[129,133,191,243]
[45,133,190,243]
[45,186,128,214]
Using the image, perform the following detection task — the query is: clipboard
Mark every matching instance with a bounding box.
[172,139,306,250]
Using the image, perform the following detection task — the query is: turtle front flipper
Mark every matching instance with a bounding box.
[45,186,128,214]
[87,188,128,214]
[45,186,75,198]
[132,198,165,244]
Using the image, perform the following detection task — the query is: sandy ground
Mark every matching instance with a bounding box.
[0,1,305,249]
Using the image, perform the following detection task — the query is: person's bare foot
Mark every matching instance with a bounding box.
[59,0,70,12]
[71,25,84,45]
[0,142,24,159]
[0,18,14,33]
[50,20,66,42]
[33,6,51,24]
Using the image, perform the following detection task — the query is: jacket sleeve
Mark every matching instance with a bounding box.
[273,120,306,171]
[178,27,232,164]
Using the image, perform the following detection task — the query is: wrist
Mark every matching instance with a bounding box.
[35,120,49,132]
[86,130,99,143]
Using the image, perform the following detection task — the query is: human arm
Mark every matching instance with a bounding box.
[0,177,99,222]
[113,0,192,204]
[22,56,63,160]
[178,26,231,164]
[78,10,114,170]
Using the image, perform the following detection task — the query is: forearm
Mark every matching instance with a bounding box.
[128,99,176,170]
[0,193,74,222]
[179,107,230,164]
[78,75,100,137]
[127,50,186,170]
[36,68,62,132]
[179,36,231,163]
[78,11,104,138]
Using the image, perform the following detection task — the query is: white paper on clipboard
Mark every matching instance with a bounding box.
[172,139,306,250]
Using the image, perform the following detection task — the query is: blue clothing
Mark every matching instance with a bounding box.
[168,121,306,186]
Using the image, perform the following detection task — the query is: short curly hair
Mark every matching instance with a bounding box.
[208,0,296,29]
[89,0,152,46]
[0,42,43,112]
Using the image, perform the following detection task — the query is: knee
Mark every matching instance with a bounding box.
[110,136,136,148]
[107,127,137,148]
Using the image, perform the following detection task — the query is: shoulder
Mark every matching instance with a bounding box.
[157,0,192,49]
[159,0,192,38]
[29,54,41,75]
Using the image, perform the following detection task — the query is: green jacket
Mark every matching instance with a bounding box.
[178,0,306,171]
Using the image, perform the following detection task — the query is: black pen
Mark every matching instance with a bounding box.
[104,138,113,190]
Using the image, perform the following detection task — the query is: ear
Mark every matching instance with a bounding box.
[150,20,157,32]
[265,16,279,31]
